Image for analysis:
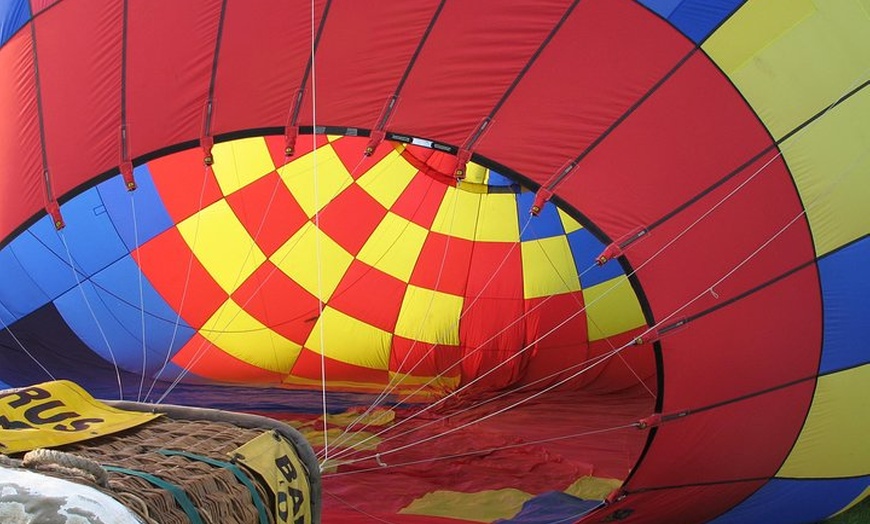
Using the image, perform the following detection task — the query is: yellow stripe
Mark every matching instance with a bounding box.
[270,222,353,301]
[705,0,870,141]
[475,193,520,242]
[394,285,463,345]
[211,137,276,195]
[431,186,480,241]
[778,364,870,478]
[278,143,352,217]
[521,237,581,299]
[781,89,870,255]
[356,211,428,282]
[399,489,531,523]
[200,298,301,373]
[357,150,418,208]
[304,307,390,370]
[582,276,645,341]
[176,199,266,294]
[558,208,583,234]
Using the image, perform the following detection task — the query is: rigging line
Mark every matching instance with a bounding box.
[325,422,637,478]
[327,342,631,469]
[325,259,605,462]
[130,194,148,402]
[144,161,213,402]
[326,181,463,452]
[59,232,123,399]
[0,299,56,381]
[329,348,624,464]
[311,0,329,469]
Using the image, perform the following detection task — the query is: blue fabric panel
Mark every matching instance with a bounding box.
[818,238,870,373]
[97,165,174,251]
[518,191,565,241]
[0,0,30,47]
[0,379,9,390]
[53,255,195,376]
[9,218,79,299]
[0,242,50,324]
[568,228,624,288]
[0,303,144,399]
[495,491,601,524]
[486,169,517,189]
[667,0,744,43]
[636,0,684,19]
[711,476,870,524]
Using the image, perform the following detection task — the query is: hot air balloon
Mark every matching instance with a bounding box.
[0,1,867,523]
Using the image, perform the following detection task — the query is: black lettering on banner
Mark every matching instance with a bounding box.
[0,415,34,430]
[53,418,104,432]
[1,387,51,408]
[274,454,305,523]
[24,400,80,425]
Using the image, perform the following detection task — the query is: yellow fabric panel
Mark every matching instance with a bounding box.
[474,193,519,242]
[582,276,646,341]
[303,307,390,370]
[200,298,301,373]
[270,222,353,301]
[464,163,488,185]
[521,236,581,299]
[778,364,870,478]
[278,143,352,217]
[356,211,428,282]
[558,207,583,234]
[399,489,532,523]
[704,0,870,140]
[357,149,418,208]
[211,137,276,195]
[176,199,266,294]
[564,476,623,501]
[431,186,481,241]
[781,89,870,255]
[394,285,463,345]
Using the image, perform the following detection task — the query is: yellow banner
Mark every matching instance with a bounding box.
[233,431,312,524]
[0,380,160,454]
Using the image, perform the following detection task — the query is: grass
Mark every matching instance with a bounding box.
[823,497,870,523]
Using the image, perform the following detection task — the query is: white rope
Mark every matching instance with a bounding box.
[59,232,123,399]
[130,193,148,402]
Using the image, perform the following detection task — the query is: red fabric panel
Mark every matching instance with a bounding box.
[225,170,309,256]
[583,481,767,524]
[466,241,522,299]
[210,0,326,135]
[408,232,474,296]
[389,335,463,384]
[231,262,319,346]
[29,1,59,15]
[33,0,122,198]
[477,0,692,186]
[294,1,442,129]
[519,293,590,388]
[330,260,407,333]
[318,184,388,256]
[331,136,394,180]
[126,0,221,160]
[0,29,42,239]
[627,379,815,488]
[290,347,388,385]
[459,296,527,391]
[388,0,573,146]
[391,172,447,229]
[660,267,821,411]
[147,148,223,223]
[171,333,284,384]
[264,134,329,167]
[133,227,228,328]
[585,328,656,393]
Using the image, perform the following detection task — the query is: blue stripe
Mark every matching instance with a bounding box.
[53,255,195,375]
[497,491,601,523]
[0,0,30,47]
[10,218,79,299]
[818,238,870,373]
[0,241,50,324]
[97,166,174,251]
[636,0,744,44]
[567,228,624,288]
[518,192,565,241]
[710,476,870,524]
